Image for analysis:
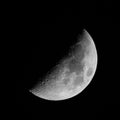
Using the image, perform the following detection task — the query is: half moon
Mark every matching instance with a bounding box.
[31,30,98,101]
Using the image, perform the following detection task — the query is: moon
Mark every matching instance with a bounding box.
[31,30,98,101]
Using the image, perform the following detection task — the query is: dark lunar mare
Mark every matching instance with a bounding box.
[61,41,89,87]
[67,43,87,74]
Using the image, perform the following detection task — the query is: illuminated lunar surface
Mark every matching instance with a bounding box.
[31,30,98,101]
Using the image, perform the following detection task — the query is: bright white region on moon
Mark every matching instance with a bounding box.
[31,30,98,101]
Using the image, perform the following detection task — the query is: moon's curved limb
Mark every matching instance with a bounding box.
[83,31,97,80]
[32,31,98,101]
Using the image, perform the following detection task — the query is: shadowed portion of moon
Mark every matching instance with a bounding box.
[32,31,97,101]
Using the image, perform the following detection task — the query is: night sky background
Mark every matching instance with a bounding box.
[16,0,119,119]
